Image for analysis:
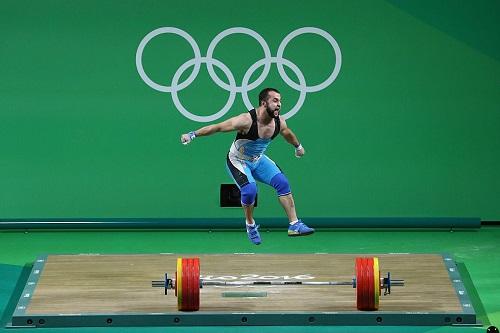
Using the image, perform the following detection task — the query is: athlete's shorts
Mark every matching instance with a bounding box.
[225,154,282,189]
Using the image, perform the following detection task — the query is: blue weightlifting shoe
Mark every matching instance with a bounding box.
[246,224,261,245]
[288,220,315,237]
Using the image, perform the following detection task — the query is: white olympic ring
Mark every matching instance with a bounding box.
[136,27,342,122]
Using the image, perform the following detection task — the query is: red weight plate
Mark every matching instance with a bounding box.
[179,258,200,311]
[192,258,200,311]
[182,258,191,311]
[364,258,370,310]
[355,257,365,310]
[356,257,377,311]
[187,258,200,311]
[366,257,374,310]
[187,258,194,311]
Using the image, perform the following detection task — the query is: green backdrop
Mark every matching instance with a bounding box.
[1,0,499,220]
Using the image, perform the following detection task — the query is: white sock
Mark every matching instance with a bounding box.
[289,220,299,225]
[246,219,256,226]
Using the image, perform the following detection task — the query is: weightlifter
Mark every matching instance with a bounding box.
[181,88,314,245]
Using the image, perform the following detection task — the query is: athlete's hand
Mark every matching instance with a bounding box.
[295,144,305,158]
[180,131,196,145]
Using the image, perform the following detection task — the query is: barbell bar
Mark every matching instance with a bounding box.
[152,257,404,311]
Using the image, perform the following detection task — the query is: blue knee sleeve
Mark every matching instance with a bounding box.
[240,182,257,206]
[270,173,291,196]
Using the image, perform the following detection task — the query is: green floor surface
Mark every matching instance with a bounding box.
[0,227,499,332]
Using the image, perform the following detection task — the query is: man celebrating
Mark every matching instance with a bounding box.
[181,88,314,245]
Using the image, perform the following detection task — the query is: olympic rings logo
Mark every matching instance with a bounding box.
[136,27,341,122]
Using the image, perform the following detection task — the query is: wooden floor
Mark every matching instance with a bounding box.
[26,254,461,314]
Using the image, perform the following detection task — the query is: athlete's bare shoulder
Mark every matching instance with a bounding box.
[278,115,288,128]
[233,112,252,133]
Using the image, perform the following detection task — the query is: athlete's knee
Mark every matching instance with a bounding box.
[240,182,257,206]
[270,173,291,196]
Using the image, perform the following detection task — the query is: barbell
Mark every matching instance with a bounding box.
[152,257,404,311]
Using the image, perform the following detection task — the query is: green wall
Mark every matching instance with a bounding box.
[1,0,499,220]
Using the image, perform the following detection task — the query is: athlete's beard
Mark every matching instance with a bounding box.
[266,106,279,119]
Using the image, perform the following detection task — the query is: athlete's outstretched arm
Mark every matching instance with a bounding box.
[279,117,305,158]
[180,113,250,144]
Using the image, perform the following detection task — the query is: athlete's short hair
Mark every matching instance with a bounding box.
[258,88,280,105]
